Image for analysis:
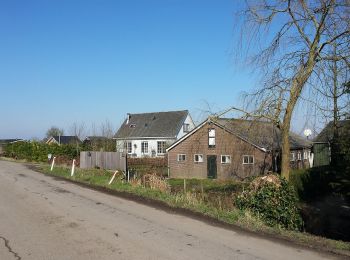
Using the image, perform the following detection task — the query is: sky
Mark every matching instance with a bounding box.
[0,0,304,139]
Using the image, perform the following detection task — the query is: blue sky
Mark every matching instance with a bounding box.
[1,1,272,139]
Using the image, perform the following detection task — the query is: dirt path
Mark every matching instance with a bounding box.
[0,161,340,260]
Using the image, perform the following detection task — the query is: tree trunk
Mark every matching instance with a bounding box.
[331,44,340,166]
[280,52,317,180]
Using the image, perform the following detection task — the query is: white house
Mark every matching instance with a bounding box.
[114,110,195,157]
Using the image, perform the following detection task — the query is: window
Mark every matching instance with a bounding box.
[177,154,186,162]
[141,141,148,154]
[243,155,254,164]
[125,141,132,154]
[157,141,166,154]
[290,152,295,161]
[194,154,203,163]
[303,151,308,160]
[221,155,231,164]
[208,128,216,148]
[297,152,302,160]
[183,123,190,133]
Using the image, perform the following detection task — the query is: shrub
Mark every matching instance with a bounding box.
[4,141,80,162]
[235,175,303,230]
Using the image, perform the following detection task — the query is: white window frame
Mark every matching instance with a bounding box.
[157,141,166,155]
[243,155,254,165]
[290,152,295,161]
[208,128,216,148]
[194,154,203,163]
[141,141,148,154]
[303,151,308,160]
[297,152,302,161]
[177,154,186,162]
[126,141,132,154]
[183,123,190,133]
[221,155,231,164]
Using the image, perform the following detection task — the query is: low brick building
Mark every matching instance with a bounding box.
[167,117,311,180]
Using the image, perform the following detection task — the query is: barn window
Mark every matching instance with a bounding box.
[243,155,254,164]
[177,154,186,162]
[208,128,216,148]
[194,154,203,163]
[221,155,231,164]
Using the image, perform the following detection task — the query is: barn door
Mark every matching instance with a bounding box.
[207,155,217,179]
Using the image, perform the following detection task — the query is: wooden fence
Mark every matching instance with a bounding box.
[80,151,126,171]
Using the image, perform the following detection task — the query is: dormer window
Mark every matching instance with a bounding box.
[129,124,136,128]
[183,123,190,133]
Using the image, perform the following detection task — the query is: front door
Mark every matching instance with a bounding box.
[207,155,217,179]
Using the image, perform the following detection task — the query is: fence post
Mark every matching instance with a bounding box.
[108,170,118,185]
[71,159,76,177]
[183,178,186,193]
[201,179,204,200]
[50,157,56,171]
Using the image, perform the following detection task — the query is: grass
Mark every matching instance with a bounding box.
[25,163,350,255]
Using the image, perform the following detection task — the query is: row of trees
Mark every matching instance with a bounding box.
[233,0,350,180]
[45,120,116,140]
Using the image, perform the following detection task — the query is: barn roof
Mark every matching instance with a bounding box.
[167,117,311,152]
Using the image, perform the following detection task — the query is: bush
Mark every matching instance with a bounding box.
[4,141,80,162]
[235,175,303,230]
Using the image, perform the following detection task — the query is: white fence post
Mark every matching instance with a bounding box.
[108,170,119,185]
[50,157,56,171]
[71,159,76,177]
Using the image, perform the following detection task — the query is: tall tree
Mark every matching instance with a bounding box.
[237,0,350,180]
[46,126,64,139]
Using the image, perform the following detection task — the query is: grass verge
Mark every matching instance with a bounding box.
[29,163,350,256]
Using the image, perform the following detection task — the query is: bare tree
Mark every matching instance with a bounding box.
[69,121,86,154]
[100,119,115,151]
[69,121,86,141]
[236,0,350,180]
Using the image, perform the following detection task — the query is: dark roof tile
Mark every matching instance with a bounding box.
[114,110,189,139]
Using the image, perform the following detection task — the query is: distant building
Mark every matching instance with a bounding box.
[46,136,81,145]
[114,110,195,158]
[313,119,350,167]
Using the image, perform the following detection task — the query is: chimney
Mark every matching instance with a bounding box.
[126,113,131,125]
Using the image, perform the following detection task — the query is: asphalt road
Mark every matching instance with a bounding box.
[0,160,339,260]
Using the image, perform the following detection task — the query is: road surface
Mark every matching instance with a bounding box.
[0,160,338,260]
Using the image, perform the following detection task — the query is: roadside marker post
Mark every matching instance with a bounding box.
[50,157,56,171]
[108,170,119,185]
[71,159,76,177]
